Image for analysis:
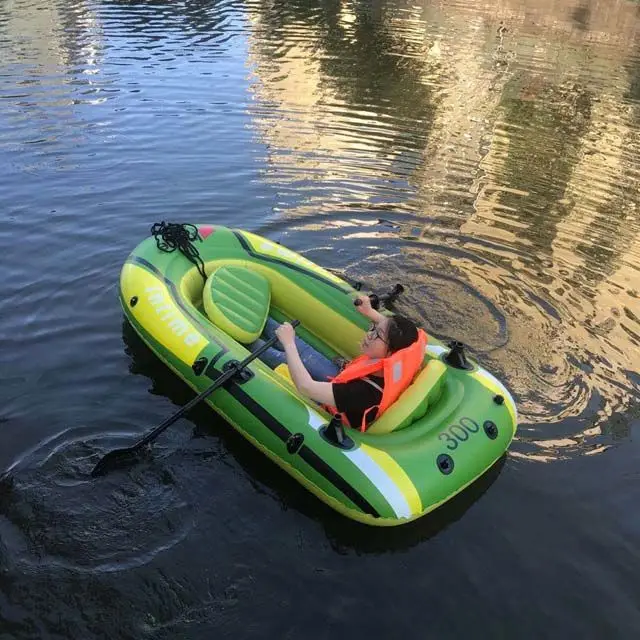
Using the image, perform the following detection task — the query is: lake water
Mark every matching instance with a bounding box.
[1,0,639,637]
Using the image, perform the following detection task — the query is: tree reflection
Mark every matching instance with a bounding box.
[498,79,593,255]
[245,0,439,212]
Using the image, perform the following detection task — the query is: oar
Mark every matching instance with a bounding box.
[91,320,300,477]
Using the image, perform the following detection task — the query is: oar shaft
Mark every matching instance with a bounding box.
[135,320,299,449]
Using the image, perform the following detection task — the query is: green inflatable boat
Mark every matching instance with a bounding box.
[118,223,517,526]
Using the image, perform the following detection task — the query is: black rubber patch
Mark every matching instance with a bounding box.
[286,433,304,454]
[192,357,208,376]
[484,420,498,440]
[129,296,138,307]
[493,394,504,405]
[437,453,454,475]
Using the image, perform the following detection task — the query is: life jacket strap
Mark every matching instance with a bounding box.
[360,404,380,432]
[362,376,384,394]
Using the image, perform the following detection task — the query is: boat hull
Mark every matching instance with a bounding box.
[119,225,518,526]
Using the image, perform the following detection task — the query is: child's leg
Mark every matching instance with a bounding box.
[299,348,339,380]
[248,339,287,369]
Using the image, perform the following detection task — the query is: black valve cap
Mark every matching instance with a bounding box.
[484,420,498,440]
[437,453,454,475]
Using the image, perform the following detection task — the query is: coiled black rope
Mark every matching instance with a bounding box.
[150,222,207,282]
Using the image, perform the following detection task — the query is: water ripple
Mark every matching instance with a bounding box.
[1,0,640,635]
[0,429,195,574]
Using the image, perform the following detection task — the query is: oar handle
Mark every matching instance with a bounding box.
[135,320,300,449]
[354,284,404,310]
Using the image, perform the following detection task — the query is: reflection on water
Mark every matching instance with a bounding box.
[1,0,640,637]
[244,0,640,461]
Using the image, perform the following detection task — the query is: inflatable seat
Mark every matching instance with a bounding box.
[203,265,271,344]
[367,360,448,435]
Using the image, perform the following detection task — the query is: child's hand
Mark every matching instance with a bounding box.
[275,322,297,348]
[355,294,373,315]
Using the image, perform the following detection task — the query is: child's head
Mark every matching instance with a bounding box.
[360,315,419,359]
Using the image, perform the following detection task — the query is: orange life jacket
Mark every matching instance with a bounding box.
[324,329,428,432]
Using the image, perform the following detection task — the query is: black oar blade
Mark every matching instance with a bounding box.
[91,446,144,478]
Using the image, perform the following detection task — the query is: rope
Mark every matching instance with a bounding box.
[150,222,207,282]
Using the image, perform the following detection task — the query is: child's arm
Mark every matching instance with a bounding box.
[355,294,386,324]
[276,323,336,406]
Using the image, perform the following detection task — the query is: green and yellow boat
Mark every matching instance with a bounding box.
[119,223,517,526]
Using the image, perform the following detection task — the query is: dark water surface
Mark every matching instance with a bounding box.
[1,0,640,637]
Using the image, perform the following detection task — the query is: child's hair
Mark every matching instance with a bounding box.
[387,315,419,353]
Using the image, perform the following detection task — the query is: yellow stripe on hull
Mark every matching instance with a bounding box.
[470,369,518,427]
[120,263,208,366]
[359,443,423,516]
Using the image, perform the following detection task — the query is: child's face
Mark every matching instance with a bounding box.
[360,318,391,359]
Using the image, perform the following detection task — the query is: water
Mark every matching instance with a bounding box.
[1,0,639,637]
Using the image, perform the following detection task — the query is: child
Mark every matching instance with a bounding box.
[276,295,425,431]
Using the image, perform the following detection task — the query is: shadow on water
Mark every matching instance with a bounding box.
[118,318,507,554]
[313,457,505,554]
